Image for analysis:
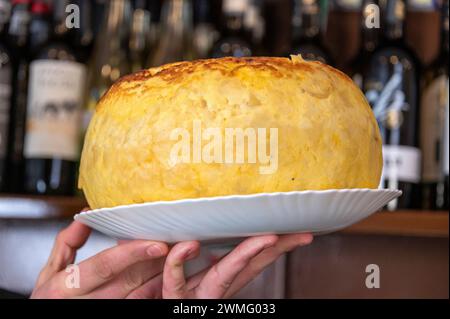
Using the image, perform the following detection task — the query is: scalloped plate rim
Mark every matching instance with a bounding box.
[77,188,402,216]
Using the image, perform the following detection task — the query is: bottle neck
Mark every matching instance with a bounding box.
[160,0,192,36]
[53,0,71,40]
[8,2,31,49]
[105,0,131,37]
[130,8,150,52]
[72,0,93,48]
[0,0,11,37]
[29,3,52,52]
[382,0,405,42]
[194,0,212,26]
[360,0,379,52]
[441,1,449,57]
[292,0,321,40]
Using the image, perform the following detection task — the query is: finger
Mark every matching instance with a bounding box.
[224,233,313,298]
[86,257,166,299]
[186,234,312,292]
[162,241,201,299]
[54,240,168,297]
[194,235,278,299]
[126,273,164,299]
[36,221,91,287]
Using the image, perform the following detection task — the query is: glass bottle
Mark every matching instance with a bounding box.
[0,0,12,190]
[210,0,253,58]
[363,0,421,210]
[420,0,449,210]
[290,0,331,63]
[6,0,31,192]
[193,0,218,58]
[148,0,195,66]
[86,0,131,127]
[23,0,88,195]
[129,0,152,72]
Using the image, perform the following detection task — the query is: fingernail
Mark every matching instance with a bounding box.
[147,244,164,257]
[263,237,278,249]
[301,235,313,245]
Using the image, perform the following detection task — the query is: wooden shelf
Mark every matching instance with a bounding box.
[0,194,87,219]
[0,195,448,238]
[342,210,449,238]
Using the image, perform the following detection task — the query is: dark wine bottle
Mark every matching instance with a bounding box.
[420,0,449,210]
[290,0,331,63]
[88,0,131,117]
[348,0,380,88]
[69,0,94,64]
[129,0,151,72]
[0,0,12,191]
[363,0,421,210]
[23,0,87,195]
[6,0,31,193]
[148,0,195,66]
[193,0,218,58]
[210,0,253,58]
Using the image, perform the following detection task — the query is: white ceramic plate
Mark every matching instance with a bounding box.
[75,189,401,243]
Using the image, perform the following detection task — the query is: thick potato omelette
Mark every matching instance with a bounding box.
[79,55,382,209]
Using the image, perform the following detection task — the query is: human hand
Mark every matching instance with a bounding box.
[31,221,169,299]
[32,220,313,299]
[159,232,313,299]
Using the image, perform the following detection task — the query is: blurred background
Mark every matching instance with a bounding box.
[0,0,448,299]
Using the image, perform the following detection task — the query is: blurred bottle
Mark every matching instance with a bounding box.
[244,0,266,55]
[346,0,379,87]
[23,0,87,195]
[92,0,107,39]
[363,0,421,210]
[86,0,131,127]
[129,0,152,72]
[193,0,218,58]
[262,0,291,56]
[7,0,31,193]
[0,0,10,29]
[7,0,30,50]
[420,0,449,210]
[210,0,253,58]
[290,0,331,63]
[28,0,51,51]
[148,0,195,66]
[71,0,95,63]
[0,0,12,191]
[146,0,163,50]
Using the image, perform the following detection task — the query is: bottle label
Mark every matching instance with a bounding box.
[0,65,11,158]
[381,145,421,186]
[24,60,86,161]
[421,75,449,182]
[365,57,420,188]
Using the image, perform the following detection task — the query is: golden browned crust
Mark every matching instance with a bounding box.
[99,56,353,107]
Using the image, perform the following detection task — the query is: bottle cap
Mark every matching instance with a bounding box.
[31,1,51,14]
